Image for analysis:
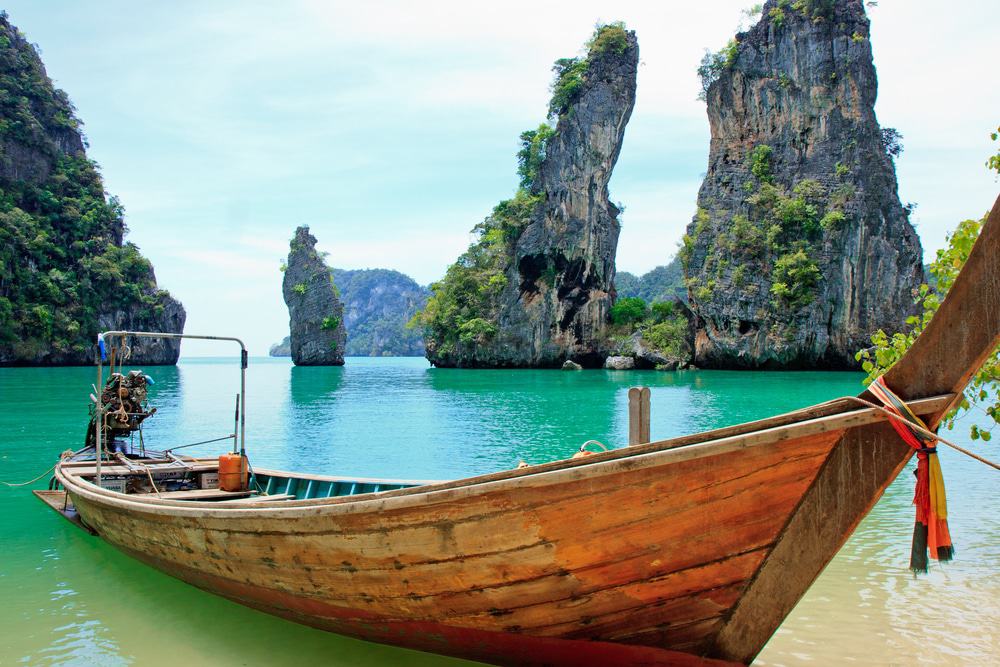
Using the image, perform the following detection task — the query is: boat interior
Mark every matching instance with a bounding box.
[50,451,430,504]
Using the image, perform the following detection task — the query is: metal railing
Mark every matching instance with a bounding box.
[94,331,248,485]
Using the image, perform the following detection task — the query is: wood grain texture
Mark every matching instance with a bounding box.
[61,430,839,665]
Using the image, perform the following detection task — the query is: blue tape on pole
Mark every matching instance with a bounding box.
[97,333,106,361]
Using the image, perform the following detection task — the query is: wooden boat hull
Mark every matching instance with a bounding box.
[48,195,1000,665]
[55,399,945,667]
[61,431,837,666]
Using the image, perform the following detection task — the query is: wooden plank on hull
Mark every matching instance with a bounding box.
[64,463,218,476]
[220,494,297,503]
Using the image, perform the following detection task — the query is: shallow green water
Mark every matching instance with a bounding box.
[1,357,997,665]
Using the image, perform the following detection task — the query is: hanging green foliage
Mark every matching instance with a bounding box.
[857,214,998,441]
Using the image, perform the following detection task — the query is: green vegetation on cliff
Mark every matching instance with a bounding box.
[0,14,180,363]
[682,145,850,314]
[988,125,1000,174]
[606,298,691,365]
[549,22,629,117]
[414,188,537,353]
[858,213,997,441]
[696,39,738,100]
[859,138,1000,440]
[615,257,687,304]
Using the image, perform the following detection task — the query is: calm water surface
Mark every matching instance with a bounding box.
[1,357,997,665]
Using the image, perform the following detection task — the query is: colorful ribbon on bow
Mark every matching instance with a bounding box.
[869,377,953,572]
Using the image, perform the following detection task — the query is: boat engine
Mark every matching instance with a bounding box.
[86,370,157,452]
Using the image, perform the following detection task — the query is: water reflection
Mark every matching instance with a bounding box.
[289,364,345,405]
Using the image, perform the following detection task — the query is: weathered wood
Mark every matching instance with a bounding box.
[628,386,651,445]
[711,193,1000,663]
[628,387,640,445]
[60,429,836,664]
[151,488,254,501]
[33,489,68,513]
[641,386,651,443]
[66,463,217,477]
[32,490,96,534]
[221,493,297,503]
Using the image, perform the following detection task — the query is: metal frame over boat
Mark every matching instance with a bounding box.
[36,196,1000,665]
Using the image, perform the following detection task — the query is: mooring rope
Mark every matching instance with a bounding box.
[841,395,1000,472]
[0,463,57,488]
[0,449,79,488]
[752,393,1000,472]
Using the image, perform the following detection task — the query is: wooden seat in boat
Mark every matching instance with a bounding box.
[220,493,297,503]
[148,488,252,501]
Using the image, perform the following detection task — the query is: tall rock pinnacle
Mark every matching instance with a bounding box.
[684,0,922,368]
[281,226,346,366]
[422,24,639,367]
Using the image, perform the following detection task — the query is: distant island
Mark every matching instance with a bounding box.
[615,257,687,304]
[272,233,428,359]
[0,13,183,366]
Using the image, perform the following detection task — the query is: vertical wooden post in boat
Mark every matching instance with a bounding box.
[628,387,651,445]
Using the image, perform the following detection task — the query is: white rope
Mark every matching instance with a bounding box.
[841,395,1000,472]
[0,463,56,488]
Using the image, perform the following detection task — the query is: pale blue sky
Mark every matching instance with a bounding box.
[7,1,998,355]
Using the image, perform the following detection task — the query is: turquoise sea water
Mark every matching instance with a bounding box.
[1,357,997,665]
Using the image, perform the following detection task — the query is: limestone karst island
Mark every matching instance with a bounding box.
[3,2,999,666]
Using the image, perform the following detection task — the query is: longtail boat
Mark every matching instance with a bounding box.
[35,196,1000,666]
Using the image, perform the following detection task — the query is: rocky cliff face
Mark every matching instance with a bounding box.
[281,226,345,365]
[0,14,184,365]
[684,0,921,369]
[423,25,638,368]
[271,268,428,357]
